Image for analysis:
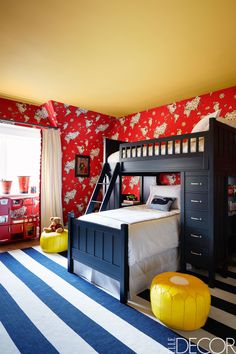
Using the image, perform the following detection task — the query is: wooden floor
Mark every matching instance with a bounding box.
[0,239,40,252]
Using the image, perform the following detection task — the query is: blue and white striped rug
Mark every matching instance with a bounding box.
[0,247,235,354]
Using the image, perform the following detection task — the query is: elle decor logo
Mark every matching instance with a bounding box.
[167,337,236,354]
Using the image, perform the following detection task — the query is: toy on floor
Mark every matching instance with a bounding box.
[43,216,64,233]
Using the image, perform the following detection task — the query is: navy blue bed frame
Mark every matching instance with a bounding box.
[68,119,236,303]
[68,216,129,303]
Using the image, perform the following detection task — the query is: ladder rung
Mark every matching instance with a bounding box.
[91,200,102,203]
[97,182,110,185]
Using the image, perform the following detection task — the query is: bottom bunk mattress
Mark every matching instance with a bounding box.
[76,204,180,298]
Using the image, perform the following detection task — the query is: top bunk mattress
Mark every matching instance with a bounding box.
[108,138,204,163]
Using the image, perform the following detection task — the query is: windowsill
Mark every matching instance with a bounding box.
[0,193,39,198]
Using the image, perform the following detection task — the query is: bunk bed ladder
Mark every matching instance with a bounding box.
[85,162,120,214]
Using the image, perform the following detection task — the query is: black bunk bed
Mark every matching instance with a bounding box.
[68,118,236,303]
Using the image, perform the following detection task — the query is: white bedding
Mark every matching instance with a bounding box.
[79,204,180,266]
[108,138,204,163]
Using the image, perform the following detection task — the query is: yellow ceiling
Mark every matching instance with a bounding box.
[1,0,236,117]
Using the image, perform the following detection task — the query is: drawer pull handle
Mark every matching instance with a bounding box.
[191,251,202,256]
[190,233,202,238]
[191,199,202,203]
[190,217,202,221]
[190,182,203,186]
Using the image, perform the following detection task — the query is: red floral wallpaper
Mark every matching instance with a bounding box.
[0,97,53,126]
[1,86,235,222]
[51,101,116,221]
[110,86,236,141]
[109,86,236,197]
[158,173,181,185]
[0,97,116,222]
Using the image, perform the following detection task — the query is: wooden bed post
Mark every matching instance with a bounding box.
[67,212,74,273]
[103,137,125,162]
[208,119,216,287]
[120,223,129,304]
[180,171,186,272]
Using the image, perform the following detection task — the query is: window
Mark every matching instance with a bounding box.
[0,123,41,194]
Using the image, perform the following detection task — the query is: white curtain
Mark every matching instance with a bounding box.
[41,129,63,230]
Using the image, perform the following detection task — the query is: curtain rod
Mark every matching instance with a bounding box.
[0,118,58,130]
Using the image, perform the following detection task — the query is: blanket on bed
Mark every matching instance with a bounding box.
[79,204,180,228]
[79,205,180,266]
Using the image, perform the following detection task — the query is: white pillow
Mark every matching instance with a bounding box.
[146,184,181,209]
[217,117,236,129]
[191,110,221,133]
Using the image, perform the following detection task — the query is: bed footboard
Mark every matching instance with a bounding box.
[68,213,129,303]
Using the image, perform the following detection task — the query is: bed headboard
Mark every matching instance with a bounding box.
[142,176,157,203]
[142,174,181,203]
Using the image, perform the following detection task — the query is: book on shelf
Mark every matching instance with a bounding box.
[122,200,140,205]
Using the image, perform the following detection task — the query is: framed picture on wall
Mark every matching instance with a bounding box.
[75,155,90,177]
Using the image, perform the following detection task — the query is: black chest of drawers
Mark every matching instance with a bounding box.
[181,171,214,282]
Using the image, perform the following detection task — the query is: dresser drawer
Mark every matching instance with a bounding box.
[185,245,209,268]
[185,176,208,192]
[185,227,208,248]
[185,193,208,210]
[185,211,208,229]
[185,243,209,267]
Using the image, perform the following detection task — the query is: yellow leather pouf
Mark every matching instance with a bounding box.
[150,272,210,331]
[40,230,68,253]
